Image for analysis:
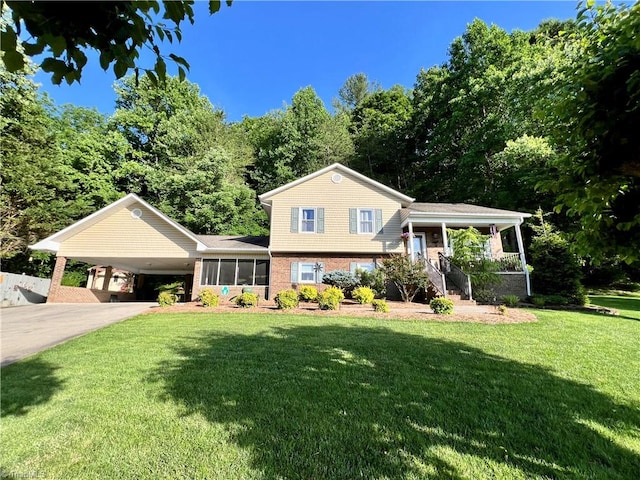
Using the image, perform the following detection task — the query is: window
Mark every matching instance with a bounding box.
[359,209,374,233]
[290,261,324,284]
[301,208,316,233]
[200,259,270,286]
[291,207,324,233]
[350,262,375,274]
[349,208,383,234]
[300,263,316,282]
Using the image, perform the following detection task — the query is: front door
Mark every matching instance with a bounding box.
[412,233,426,262]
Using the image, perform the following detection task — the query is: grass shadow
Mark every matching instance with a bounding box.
[1,358,64,417]
[150,325,640,479]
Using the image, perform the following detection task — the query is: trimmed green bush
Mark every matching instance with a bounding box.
[352,286,375,304]
[372,299,389,313]
[497,304,508,316]
[298,285,318,302]
[199,289,219,307]
[532,296,546,308]
[501,294,520,307]
[275,289,299,310]
[318,286,345,310]
[322,270,359,295]
[234,292,258,308]
[545,294,569,306]
[158,291,178,307]
[430,297,454,315]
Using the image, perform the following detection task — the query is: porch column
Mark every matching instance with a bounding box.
[514,222,531,296]
[47,256,67,303]
[190,258,203,301]
[102,266,113,291]
[407,221,414,258]
[441,223,449,256]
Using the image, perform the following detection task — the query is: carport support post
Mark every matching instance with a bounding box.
[102,266,113,291]
[191,258,203,301]
[47,256,67,303]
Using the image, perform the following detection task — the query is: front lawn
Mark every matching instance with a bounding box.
[2,301,639,479]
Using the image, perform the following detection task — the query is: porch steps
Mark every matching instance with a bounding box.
[445,288,476,306]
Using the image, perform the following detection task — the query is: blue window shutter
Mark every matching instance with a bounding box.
[350,262,357,275]
[290,262,298,283]
[291,208,299,233]
[349,208,357,233]
[375,209,383,234]
[317,208,324,233]
[315,263,324,283]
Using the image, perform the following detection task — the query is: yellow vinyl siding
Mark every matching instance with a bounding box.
[58,204,197,257]
[269,169,404,253]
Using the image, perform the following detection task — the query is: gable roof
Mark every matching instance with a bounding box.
[258,163,415,207]
[31,193,207,253]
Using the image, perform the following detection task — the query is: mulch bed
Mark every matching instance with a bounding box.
[144,299,537,324]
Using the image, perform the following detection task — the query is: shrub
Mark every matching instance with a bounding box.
[473,288,497,304]
[275,289,299,310]
[352,286,375,304]
[430,297,454,315]
[322,270,359,295]
[529,209,585,304]
[61,270,87,287]
[356,268,386,297]
[298,285,318,302]
[372,299,389,313]
[532,296,546,308]
[497,304,508,316]
[158,291,178,307]
[545,294,569,306]
[199,288,219,307]
[234,292,258,308]
[318,286,345,310]
[380,255,429,303]
[501,294,520,307]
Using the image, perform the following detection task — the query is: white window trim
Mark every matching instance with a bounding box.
[299,207,317,234]
[298,263,317,283]
[357,208,374,234]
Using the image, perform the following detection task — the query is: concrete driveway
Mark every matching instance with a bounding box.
[1,303,155,367]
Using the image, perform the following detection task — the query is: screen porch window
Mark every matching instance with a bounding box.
[200,259,270,286]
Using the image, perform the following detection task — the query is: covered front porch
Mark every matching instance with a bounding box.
[400,203,532,299]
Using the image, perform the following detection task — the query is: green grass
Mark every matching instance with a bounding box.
[2,299,639,479]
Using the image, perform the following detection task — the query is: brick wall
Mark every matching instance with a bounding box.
[491,273,528,300]
[48,286,137,303]
[271,253,387,295]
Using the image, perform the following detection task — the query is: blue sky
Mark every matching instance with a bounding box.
[33,1,580,122]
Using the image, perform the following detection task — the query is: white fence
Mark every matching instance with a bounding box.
[0,272,51,307]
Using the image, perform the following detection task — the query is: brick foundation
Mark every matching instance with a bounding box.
[492,273,528,300]
[270,253,388,295]
[47,286,137,303]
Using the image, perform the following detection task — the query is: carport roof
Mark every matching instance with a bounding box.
[196,235,269,251]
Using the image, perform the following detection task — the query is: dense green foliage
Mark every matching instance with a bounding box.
[429,297,454,315]
[3,1,639,284]
[352,286,375,305]
[298,285,318,302]
[371,299,389,313]
[2,1,231,84]
[157,291,178,307]
[199,288,220,307]
[321,270,359,295]
[274,289,299,310]
[234,292,258,308]
[317,286,345,310]
[529,211,587,305]
[380,255,430,303]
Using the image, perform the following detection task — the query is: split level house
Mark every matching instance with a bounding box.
[32,163,531,303]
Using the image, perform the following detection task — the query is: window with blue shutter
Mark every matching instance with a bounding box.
[349,208,357,233]
[290,208,299,233]
[290,262,299,283]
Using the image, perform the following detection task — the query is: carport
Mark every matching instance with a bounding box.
[31,194,207,303]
